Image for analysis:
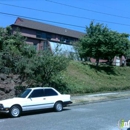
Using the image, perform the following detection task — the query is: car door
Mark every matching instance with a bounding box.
[23,89,48,111]
[43,88,59,108]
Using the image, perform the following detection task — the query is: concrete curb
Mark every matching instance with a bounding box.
[70,91,130,106]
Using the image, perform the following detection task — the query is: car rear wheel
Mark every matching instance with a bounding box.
[54,102,63,112]
[9,105,21,118]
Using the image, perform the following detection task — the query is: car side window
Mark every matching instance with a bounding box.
[44,89,58,96]
[29,89,44,98]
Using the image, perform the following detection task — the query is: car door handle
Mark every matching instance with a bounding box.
[43,98,46,100]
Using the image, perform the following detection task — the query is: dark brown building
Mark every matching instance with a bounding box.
[11,17,85,54]
[11,18,126,65]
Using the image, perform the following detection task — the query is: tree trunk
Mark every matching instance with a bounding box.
[96,58,99,67]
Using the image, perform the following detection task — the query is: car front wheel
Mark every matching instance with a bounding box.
[54,102,63,112]
[9,105,21,118]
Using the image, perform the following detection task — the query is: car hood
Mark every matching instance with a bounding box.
[0,97,25,104]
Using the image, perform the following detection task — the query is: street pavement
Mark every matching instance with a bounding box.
[71,90,130,105]
[1,98,130,130]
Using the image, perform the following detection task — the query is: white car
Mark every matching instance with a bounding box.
[0,87,72,118]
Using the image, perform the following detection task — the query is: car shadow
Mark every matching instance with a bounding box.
[0,113,9,119]
[22,108,70,117]
[0,108,71,119]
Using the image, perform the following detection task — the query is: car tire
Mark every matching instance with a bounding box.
[9,105,21,118]
[54,102,63,112]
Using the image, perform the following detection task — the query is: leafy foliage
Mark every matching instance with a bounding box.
[0,26,69,86]
[19,50,69,86]
[76,21,130,66]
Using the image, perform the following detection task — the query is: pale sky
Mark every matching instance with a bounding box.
[0,0,130,34]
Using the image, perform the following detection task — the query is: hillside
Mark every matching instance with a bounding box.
[1,60,130,100]
[61,61,130,94]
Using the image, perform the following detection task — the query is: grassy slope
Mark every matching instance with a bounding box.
[62,61,130,94]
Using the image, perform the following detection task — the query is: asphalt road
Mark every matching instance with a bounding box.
[0,98,130,130]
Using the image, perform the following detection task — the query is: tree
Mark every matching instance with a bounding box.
[76,21,130,66]
[0,26,30,74]
[0,26,69,86]
[17,50,69,86]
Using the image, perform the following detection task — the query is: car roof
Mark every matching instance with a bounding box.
[27,87,54,90]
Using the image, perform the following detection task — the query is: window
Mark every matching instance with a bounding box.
[36,31,42,38]
[41,32,46,39]
[44,89,58,96]
[46,33,52,40]
[36,31,47,39]
[51,34,60,42]
[29,89,44,98]
[20,89,32,98]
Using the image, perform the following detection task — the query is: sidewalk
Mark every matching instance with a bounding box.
[71,91,130,105]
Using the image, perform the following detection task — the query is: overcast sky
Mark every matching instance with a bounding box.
[0,0,130,34]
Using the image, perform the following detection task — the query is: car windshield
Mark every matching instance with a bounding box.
[19,89,32,98]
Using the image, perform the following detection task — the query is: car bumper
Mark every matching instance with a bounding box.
[0,106,9,113]
[63,101,73,107]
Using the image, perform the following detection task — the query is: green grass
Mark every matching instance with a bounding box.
[61,61,130,94]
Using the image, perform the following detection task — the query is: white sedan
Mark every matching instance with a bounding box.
[0,87,72,118]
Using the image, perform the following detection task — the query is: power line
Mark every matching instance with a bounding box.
[1,11,130,29]
[0,3,97,21]
[1,3,130,28]
[46,0,130,20]
[81,0,129,13]
[0,11,85,28]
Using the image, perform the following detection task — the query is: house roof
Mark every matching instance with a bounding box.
[12,17,85,39]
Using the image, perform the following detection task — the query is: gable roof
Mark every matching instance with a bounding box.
[12,17,85,39]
